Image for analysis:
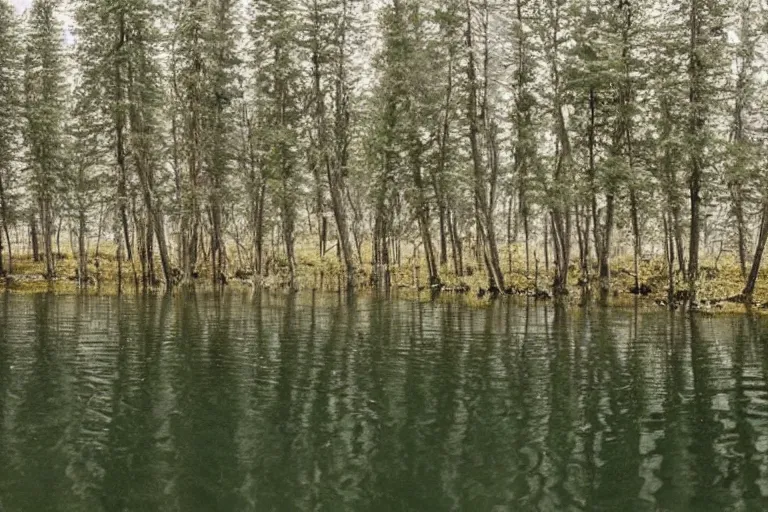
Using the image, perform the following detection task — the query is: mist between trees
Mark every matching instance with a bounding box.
[0,0,765,302]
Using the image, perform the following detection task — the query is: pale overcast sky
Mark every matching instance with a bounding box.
[12,0,30,12]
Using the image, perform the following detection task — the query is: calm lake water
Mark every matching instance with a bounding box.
[1,292,768,511]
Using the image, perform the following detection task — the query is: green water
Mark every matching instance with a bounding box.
[0,292,767,511]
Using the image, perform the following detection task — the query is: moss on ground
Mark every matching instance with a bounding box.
[3,243,768,314]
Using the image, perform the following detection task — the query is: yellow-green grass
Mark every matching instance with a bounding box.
[3,242,768,314]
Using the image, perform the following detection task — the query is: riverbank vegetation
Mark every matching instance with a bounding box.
[0,0,767,309]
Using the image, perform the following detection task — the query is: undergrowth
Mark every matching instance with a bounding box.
[3,242,768,313]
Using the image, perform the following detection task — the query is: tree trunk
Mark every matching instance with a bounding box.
[126,60,173,286]
[30,216,40,262]
[673,206,686,277]
[326,0,356,289]
[0,220,4,276]
[0,173,9,274]
[255,182,266,275]
[687,0,704,302]
[327,170,355,288]
[439,205,448,267]
[464,0,504,291]
[629,189,639,292]
[373,202,390,288]
[743,202,768,299]
[506,195,513,274]
[40,199,54,280]
[146,213,155,285]
[115,221,123,294]
[78,208,87,286]
[282,203,297,290]
[448,209,462,277]
[664,212,675,303]
[115,10,132,262]
[2,222,9,274]
[546,0,571,296]
[410,141,440,286]
[543,217,549,273]
[210,199,223,284]
[732,190,748,278]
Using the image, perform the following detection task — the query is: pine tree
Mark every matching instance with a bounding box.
[0,0,21,275]
[536,0,574,296]
[250,0,303,290]
[204,0,240,284]
[22,0,67,279]
[464,0,504,292]
[684,0,729,302]
[73,0,172,287]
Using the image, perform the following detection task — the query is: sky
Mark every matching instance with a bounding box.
[12,0,75,45]
[12,0,30,12]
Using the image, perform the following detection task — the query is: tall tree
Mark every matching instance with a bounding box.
[464,0,504,291]
[538,0,573,296]
[204,0,239,283]
[0,0,20,275]
[685,0,727,301]
[22,0,67,280]
[305,0,357,288]
[251,0,303,290]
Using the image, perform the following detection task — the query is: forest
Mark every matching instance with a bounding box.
[0,0,765,303]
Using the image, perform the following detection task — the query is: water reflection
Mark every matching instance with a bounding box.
[1,292,768,511]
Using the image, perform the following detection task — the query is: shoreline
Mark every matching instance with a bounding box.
[2,251,767,315]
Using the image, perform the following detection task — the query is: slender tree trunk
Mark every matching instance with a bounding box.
[0,173,9,274]
[673,207,685,277]
[210,198,223,284]
[40,198,54,279]
[664,212,675,303]
[619,0,637,294]
[687,0,704,302]
[56,215,63,259]
[546,0,571,296]
[543,216,549,273]
[464,0,504,291]
[146,214,155,285]
[0,220,4,276]
[327,169,355,287]
[115,219,123,294]
[410,140,440,286]
[279,141,298,290]
[114,10,132,262]
[629,189,639,292]
[743,202,768,299]
[730,1,754,281]
[732,191,748,278]
[3,222,10,274]
[30,216,40,262]
[447,209,461,276]
[255,182,266,275]
[506,195,513,274]
[78,208,87,286]
[126,57,173,286]
[522,211,530,277]
[439,205,448,267]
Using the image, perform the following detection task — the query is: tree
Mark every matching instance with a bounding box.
[22,0,67,280]
[537,0,573,296]
[464,0,504,292]
[684,0,728,302]
[0,0,21,275]
[304,0,357,288]
[251,0,303,290]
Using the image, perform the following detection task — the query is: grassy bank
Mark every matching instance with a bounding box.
[2,245,767,313]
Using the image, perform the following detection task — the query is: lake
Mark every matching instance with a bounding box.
[0,291,767,511]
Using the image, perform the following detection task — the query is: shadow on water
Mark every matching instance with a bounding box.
[2,292,768,510]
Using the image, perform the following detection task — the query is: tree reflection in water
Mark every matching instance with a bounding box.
[0,291,767,511]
